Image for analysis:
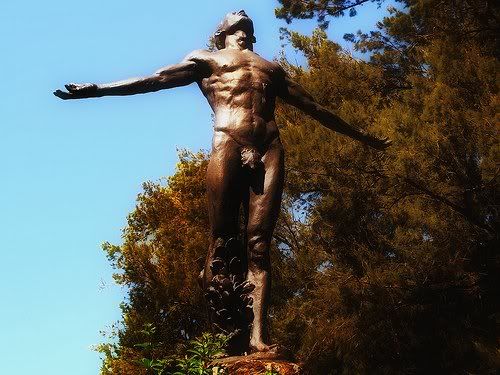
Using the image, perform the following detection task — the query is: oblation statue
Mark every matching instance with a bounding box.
[54,10,390,356]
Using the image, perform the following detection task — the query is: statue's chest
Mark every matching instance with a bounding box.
[213,54,274,80]
[201,53,276,97]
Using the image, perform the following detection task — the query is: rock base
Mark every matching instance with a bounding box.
[211,352,302,374]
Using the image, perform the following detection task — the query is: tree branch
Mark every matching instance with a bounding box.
[324,0,372,18]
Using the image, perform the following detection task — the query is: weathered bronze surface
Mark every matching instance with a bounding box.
[54,10,390,355]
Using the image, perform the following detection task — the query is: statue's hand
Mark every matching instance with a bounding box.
[362,133,392,151]
[53,83,98,100]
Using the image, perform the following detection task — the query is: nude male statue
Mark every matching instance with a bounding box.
[55,10,390,355]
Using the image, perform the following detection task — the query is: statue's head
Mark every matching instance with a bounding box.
[214,10,256,50]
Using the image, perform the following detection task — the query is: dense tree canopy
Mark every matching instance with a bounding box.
[96,1,498,373]
[96,152,211,374]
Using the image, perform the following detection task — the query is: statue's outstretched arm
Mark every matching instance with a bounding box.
[54,60,198,100]
[278,74,391,151]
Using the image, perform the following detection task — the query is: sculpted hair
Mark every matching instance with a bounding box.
[214,10,256,50]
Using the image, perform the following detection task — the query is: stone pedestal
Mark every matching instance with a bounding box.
[211,352,302,374]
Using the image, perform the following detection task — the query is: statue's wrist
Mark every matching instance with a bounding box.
[359,130,372,142]
[82,84,99,97]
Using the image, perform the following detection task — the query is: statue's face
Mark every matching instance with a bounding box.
[225,29,254,51]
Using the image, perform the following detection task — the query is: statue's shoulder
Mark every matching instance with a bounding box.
[184,49,214,63]
[255,56,286,80]
[251,53,286,74]
[270,60,285,73]
[263,57,284,72]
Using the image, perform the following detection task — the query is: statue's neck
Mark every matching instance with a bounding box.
[224,44,253,52]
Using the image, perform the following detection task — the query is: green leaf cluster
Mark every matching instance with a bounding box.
[173,333,228,375]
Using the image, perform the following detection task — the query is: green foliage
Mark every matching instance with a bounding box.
[173,333,228,375]
[100,322,228,375]
[138,358,174,375]
[133,323,176,375]
[264,366,280,375]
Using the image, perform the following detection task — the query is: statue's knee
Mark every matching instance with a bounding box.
[248,235,269,266]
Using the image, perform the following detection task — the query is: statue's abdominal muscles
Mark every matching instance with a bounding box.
[201,52,280,148]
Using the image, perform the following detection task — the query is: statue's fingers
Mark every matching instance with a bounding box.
[65,83,79,92]
[378,138,392,150]
[53,89,72,100]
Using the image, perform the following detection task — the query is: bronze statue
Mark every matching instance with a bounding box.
[54,10,390,356]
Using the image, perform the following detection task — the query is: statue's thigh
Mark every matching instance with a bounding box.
[206,138,245,236]
[247,139,285,241]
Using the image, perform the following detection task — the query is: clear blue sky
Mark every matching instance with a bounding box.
[0,1,392,374]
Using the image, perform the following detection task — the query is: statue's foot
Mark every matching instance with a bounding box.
[248,341,283,359]
[249,340,277,353]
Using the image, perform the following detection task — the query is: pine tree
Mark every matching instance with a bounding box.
[271,0,498,373]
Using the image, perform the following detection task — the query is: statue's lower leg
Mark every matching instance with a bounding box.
[246,236,277,353]
[247,267,274,352]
